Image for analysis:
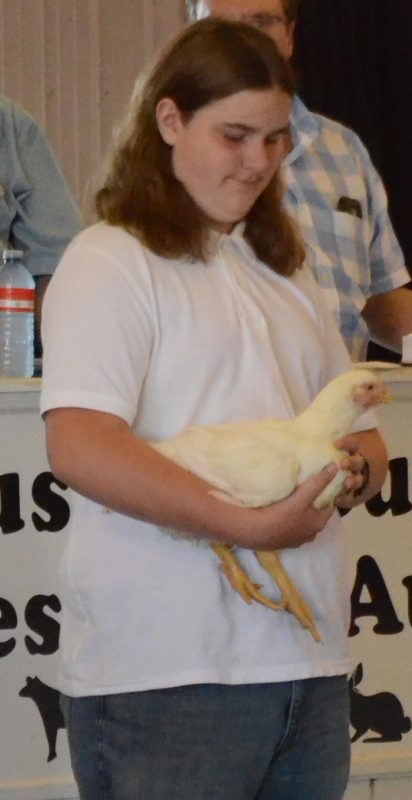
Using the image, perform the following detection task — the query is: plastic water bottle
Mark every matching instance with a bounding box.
[0,249,35,377]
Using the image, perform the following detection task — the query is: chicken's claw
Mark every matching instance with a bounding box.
[211,543,281,611]
[210,544,321,643]
[256,551,322,643]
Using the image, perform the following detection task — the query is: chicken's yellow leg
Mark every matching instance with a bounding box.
[211,543,281,611]
[256,551,321,643]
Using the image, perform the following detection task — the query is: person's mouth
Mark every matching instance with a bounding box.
[231,176,265,191]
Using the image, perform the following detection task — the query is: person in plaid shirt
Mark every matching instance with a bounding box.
[187,0,412,361]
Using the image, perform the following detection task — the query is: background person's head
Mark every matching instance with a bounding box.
[186,1,299,59]
[95,17,304,273]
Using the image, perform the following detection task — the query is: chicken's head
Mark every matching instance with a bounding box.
[300,368,392,438]
[351,370,392,411]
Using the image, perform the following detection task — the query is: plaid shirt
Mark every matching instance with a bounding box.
[283,96,408,360]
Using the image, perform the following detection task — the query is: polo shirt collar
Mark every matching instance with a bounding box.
[284,95,320,167]
[209,221,259,264]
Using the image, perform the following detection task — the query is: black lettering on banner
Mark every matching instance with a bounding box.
[32,472,70,532]
[403,576,412,626]
[0,597,17,657]
[366,457,412,517]
[0,473,24,534]
[350,555,404,636]
[24,594,61,655]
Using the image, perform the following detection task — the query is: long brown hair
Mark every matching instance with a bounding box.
[95,18,304,275]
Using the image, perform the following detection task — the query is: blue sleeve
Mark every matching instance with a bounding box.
[0,97,82,276]
[344,129,408,295]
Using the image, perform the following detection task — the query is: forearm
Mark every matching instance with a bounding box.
[336,428,388,509]
[362,287,412,353]
[45,408,338,551]
[46,408,239,540]
[353,430,388,503]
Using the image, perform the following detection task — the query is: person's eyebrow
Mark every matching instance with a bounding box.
[222,122,290,136]
[241,12,285,23]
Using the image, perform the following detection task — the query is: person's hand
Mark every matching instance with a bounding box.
[240,462,339,551]
[334,435,368,507]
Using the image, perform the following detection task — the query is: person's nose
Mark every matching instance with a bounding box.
[242,140,282,173]
[242,141,270,172]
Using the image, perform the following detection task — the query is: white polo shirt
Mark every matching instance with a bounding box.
[41,222,373,697]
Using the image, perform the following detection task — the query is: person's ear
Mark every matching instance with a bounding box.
[156,98,184,145]
[285,20,296,59]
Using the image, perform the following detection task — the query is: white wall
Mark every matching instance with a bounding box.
[0,0,184,217]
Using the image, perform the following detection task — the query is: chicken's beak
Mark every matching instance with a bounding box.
[380,386,393,404]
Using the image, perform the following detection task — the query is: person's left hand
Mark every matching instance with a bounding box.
[333,435,369,507]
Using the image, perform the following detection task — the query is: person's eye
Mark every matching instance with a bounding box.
[223,131,246,144]
[255,17,271,30]
[251,14,284,30]
[266,134,282,145]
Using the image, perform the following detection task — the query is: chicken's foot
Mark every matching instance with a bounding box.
[256,551,321,643]
[211,543,281,611]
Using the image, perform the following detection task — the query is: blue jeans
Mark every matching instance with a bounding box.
[61,676,350,800]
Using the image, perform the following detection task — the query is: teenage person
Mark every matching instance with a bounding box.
[41,18,387,800]
[187,0,412,361]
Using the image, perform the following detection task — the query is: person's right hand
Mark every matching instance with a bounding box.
[237,462,339,551]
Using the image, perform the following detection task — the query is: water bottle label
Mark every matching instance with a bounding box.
[0,287,35,312]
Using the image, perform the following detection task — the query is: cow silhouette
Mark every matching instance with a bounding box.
[19,676,65,761]
[349,663,411,743]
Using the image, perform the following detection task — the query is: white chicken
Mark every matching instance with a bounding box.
[151,369,390,641]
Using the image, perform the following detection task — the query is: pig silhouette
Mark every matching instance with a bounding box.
[19,676,65,761]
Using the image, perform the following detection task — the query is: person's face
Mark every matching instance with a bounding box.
[205,0,295,58]
[157,87,291,234]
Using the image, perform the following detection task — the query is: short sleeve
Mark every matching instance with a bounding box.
[40,230,155,425]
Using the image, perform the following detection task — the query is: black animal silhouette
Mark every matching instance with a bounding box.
[19,676,65,761]
[349,663,411,743]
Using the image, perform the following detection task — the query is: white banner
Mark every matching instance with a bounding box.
[348,371,412,778]
[0,382,76,799]
[0,372,411,798]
